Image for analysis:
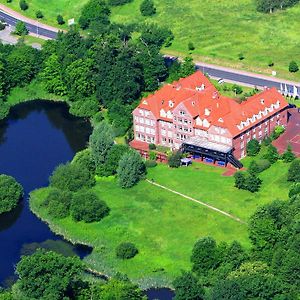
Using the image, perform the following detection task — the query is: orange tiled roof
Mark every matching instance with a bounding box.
[135,71,289,137]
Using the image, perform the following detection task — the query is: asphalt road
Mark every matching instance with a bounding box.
[0,10,57,39]
[1,8,300,97]
[195,63,300,95]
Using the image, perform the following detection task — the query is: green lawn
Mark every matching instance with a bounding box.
[3,1,300,80]
[30,160,292,287]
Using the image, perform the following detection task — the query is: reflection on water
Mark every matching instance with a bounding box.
[0,100,91,286]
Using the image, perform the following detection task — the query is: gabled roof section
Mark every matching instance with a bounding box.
[135,71,289,136]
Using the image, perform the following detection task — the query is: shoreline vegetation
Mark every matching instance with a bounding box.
[29,154,292,288]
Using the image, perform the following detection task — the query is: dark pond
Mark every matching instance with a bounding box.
[0,100,174,299]
[0,100,92,286]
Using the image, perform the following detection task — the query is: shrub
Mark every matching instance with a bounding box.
[145,160,157,168]
[262,136,272,146]
[36,10,43,18]
[168,151,182,168]
[234,171,246,189]
[270,125,285,140]
[72,149,96,175]
[45,189,72,219]
[49,162,95,192]
[232,84,243,95]
[69,97,99,118]
[149,151,156,160]
[149,143,156,150]
[248,160,259,176]
[287,159,300,182]
[268,60,274,67]
[282,145,296,163]
[7,0,12,2]
[14,21,28,36]
[71,191,109,223]
[57,15,65,25]
[238,53,245,60]
[116,242,138,259]
[117,151,146,188]
[140,0,156,16]
[0,22,5,31]
[101,144,130,176]
[289,183,300,198]
[0,174,24,214]
[289,61,299,73]
[263,144,279,164]
[245,174,262,193]
[19,0,28,10]
[246,139,260,156]
[256,159,271,172]
[188,42,195,51]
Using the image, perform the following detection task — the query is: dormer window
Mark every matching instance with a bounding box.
[196,83,205,91]
[142,100,148,105]
[192,101,195,106]
[260,99,264,104]
[218,118,224,123]
[204,108,211,116]
[169,100,174,108]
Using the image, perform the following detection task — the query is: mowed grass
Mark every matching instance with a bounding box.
[30,160,291,286]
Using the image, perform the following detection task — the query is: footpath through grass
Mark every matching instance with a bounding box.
[30,160,292,287]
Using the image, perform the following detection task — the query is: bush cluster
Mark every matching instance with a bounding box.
[168,151,182,168]
[45,156,110,223]
[140,0,156,16]
[116,242,138,259]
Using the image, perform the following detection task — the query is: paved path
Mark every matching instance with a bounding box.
[0,4,60,39]
[146,179,246,224]
[0,25,17,44]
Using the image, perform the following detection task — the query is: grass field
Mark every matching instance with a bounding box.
[30,160,292,287]
[0,0,87,28]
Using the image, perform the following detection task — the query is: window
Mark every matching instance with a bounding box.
[161,129,166,136]
[140,117,144,124]
[180,111,185,116]
[259,131,262,137]
[241,141,244,149]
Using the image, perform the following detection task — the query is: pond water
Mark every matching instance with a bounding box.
[0,100,174,299]
[0,100,92,286]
